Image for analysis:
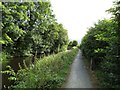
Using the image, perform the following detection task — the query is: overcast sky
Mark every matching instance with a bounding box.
[50,0,115,43]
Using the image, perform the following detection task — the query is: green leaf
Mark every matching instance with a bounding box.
[0,38,5,44]
[4,34,13,43]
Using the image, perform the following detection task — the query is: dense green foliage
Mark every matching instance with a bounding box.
[3,48,78,89]
[1,1,70,89]
[81,19,116,68]
[67,40,78,50]
[1,1,68,57]
[80,0,120,88]
[0,52,9,64]
[72,40,78,47]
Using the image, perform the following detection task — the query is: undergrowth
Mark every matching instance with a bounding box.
[3,48,78,89]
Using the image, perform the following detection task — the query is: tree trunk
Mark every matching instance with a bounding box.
[32,50,37,63]
[90,58,95,70]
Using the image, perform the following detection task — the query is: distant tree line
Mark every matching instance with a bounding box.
[67,40,78,50]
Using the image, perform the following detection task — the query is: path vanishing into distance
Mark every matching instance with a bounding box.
[65,50,93,88]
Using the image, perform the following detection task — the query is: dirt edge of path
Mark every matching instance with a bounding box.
[82,56,100,88]
[61,55,77,88]
[61,50,79,88]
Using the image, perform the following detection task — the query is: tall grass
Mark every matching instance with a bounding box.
[12,48,78,89]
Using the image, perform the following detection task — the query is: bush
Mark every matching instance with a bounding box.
[7,48,78,89]
[80,19,120,88]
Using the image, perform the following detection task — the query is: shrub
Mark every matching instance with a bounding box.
[5,48,78,89]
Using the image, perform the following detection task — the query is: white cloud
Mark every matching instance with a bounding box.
[50,0,114,43]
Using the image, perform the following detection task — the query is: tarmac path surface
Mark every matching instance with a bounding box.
[65,50,93,88]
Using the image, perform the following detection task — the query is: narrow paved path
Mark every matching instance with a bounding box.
[65,50,93,88]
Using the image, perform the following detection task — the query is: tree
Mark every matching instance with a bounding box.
[80,19,116,70]
[67,40,78,50]
[2,1,69,57]
[72,40,78,47]
[81,15,120,87]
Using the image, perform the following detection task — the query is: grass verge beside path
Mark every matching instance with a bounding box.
[12,48,78,89]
